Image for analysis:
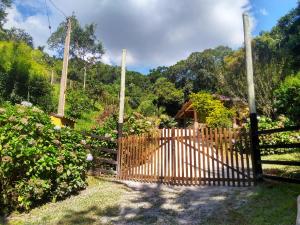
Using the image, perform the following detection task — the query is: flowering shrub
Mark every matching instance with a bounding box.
[0,103,88,212]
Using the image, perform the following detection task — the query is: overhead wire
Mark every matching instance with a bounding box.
[48,0,68,19]
[44,0,52,35]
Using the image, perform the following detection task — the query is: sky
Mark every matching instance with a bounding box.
[3,0,299,74]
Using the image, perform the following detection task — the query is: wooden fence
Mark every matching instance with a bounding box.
[258,125,300,184]
[82,132,118,176]
[118,128,253,186]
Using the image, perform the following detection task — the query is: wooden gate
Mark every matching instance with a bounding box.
[118,128,253,186]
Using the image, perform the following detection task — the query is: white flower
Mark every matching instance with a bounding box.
[86,153,93,161]
[80,140,86,145]
[54,126,61,131]
[21,101,32,107]
[105,133,111,138]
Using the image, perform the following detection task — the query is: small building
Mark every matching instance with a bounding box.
[175,95,248,128]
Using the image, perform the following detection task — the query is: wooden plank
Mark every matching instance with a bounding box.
[187,128,192,184]
[234,129,241,187]
[163,129,167,183]
[219,128,225,185]
[205,128,211,185]
[153,133,157,181]
[197,127,202,185]
[215,128,220,185]
[257,125,300,134]
[229,128,235,186]
[238,130,246,187]
[176,128,180,185]
[210,128,215,185]
[96,157,117,165]
[192,127,197,185]
[245,133,252,186]
[261,160,300,166]
[171,128,175,184]
[181,128,185,185]
[260,143,300,149]
[224,128,230,186]
[201,127,206,185]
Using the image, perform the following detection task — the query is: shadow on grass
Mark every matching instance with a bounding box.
[57,177,242,225]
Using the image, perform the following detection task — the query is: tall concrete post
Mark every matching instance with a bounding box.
[57,17,71,116]
[117,49,126,176]
[243,13,263,182]
[118,49,127,138]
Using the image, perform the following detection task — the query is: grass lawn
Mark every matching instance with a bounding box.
[3,177,299,225]
[261,152,300,178]
[4,177,127,225]
[205,182,299,225]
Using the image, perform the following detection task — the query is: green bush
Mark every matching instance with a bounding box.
[66,89,93,119]
[274,72,300,124]
[190,92,235,128]
[159,114,177,128]
[247,116,299,155]
[0,103,88,212]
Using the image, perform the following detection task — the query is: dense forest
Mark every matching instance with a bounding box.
[0,0,299,131]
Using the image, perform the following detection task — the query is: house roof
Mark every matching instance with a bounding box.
[175,100,194,119]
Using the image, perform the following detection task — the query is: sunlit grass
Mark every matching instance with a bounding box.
[6,177,126,225]
[261,152,300,178]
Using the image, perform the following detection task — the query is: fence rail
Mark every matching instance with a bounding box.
[118,128,253,186]
[258,126,300,183]
[83,132,117,176]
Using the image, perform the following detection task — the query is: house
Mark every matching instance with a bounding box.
[175,95,248,128]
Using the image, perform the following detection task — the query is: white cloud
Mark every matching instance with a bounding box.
[4,0,252,69]
[260,8,268,16]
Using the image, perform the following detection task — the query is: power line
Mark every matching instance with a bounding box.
[48,0,67,18]
[44,0,52,35]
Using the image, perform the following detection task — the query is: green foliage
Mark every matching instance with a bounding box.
[0,0,11,28]
[274,72,300,123]
[0,104,88,211]
[123,113,156,135]
[153,77,184,116]
[48,15,104,62]
[158,114,177,128]
[66,89,93,120]
[250,115,299,155]
[0,41,53,111]
[190,92,235,128]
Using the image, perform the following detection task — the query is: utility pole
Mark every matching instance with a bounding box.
[118,49,127,138]
[57,17,71,116]
[117,49,127,176]
[83,66,86,90]
[243,13,263,182]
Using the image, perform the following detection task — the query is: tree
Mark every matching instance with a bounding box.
[0,41,53,111]
[153,77,184,116]
[274,72,300,124]
[48,15,104,87]
[190,92,235,128]
[0,0,11,28]
[3,27,34,47]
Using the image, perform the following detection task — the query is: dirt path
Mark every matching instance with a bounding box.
[101,180,254,225]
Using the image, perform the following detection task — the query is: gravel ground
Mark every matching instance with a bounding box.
[100,180,254,225]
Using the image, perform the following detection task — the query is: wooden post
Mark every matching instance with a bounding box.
[57,17,71,116]
[243,13,263,182]
[83,66,86,90]
[117,49,127,174]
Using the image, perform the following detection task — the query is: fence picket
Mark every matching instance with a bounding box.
[117,128,252,186]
